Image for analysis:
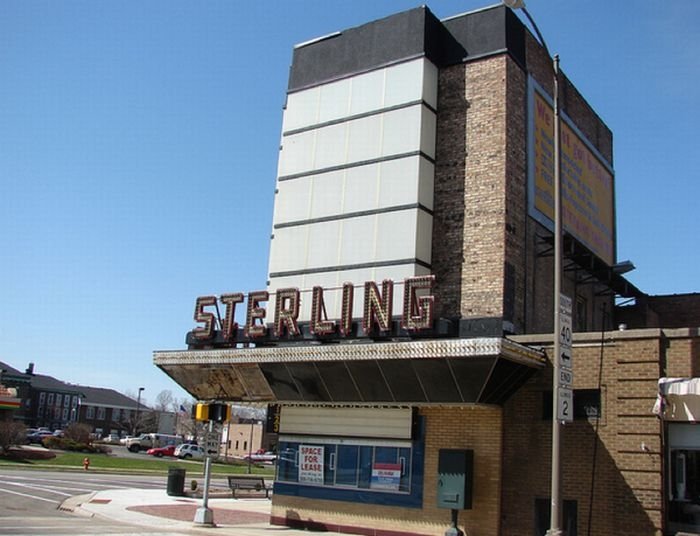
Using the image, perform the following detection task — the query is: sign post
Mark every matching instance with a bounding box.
[194,420,219,526]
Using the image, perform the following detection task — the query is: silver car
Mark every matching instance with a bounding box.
[174,443,205,460]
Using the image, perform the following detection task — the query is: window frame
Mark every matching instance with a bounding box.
[274,433,423,508]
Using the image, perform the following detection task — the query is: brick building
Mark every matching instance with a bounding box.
[0,360,144,437]
[154,5,700,535]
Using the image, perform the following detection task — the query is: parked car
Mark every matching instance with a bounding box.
[26,431,53,444]
[146,444,177,457]
[52,429,65,438]
[119,435,134,445]
[174,443,205,460]
[244,451,277,463]
[125,433,182,453]
[102,433,120,444]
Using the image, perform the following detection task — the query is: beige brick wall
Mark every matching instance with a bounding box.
[271,406,503,536]
[505,331,668,535]
[270,330,700,535]
[432,54,525,325]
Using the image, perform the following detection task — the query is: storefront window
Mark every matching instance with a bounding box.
[669,449,700,529]
[336,445,359,486]
[277,439,414,494]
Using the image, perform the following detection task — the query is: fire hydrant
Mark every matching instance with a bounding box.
[83,457,90,470]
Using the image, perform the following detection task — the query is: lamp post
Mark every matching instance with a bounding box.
[247,420,254,474]
[135,387,145,435]
[503,1,564,534]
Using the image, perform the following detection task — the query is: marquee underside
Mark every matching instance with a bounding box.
[154,337,545,406]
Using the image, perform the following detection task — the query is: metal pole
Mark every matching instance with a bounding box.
[503,4,565,531]
[547,54,563,536]
[194,419,215,525]
[135,387,144,435]
[247,421,254,474]
[202,420,213,508]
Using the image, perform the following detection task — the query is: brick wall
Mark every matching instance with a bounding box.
[271,328,699,536]
[649,294,700,329]
[432,43,616,336]
[271,406,503,536]
[507,330,668,535]
[433,54,515,323]
[432,63,468,319]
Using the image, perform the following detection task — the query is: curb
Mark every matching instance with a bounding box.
[58,492,96,517]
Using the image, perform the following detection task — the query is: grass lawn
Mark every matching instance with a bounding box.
[0,449,275,477]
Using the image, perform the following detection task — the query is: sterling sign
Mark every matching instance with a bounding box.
[192,275,435,342]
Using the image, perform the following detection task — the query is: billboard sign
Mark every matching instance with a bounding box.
[529,80,615,266]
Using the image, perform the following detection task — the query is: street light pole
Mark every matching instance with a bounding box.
[503,2,564,534]
[136,387,145,435]
[550,52,564,536]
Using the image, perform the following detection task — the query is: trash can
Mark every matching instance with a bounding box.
[167,467,186,497]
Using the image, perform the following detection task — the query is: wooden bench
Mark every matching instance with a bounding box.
[227,476,272,499]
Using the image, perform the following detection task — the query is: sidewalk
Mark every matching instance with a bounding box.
[61,488,325,535]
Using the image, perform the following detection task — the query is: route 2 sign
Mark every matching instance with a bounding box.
[557,387,573,422]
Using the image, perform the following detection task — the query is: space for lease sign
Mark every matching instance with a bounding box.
[299,445,324,484]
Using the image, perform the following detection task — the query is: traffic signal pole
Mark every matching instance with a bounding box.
[193,419,215,526]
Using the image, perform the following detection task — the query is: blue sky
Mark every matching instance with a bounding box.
[1,1,698,405]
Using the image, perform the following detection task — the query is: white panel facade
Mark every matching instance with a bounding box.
[268,56,438,325]
[279,406,413,439]
[282,57,436,133]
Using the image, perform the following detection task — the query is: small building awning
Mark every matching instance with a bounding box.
[154,337,545,406]
[653,378,700,421]
[0,388,21,410]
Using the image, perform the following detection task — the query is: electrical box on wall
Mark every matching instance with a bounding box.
[437,449,473,510]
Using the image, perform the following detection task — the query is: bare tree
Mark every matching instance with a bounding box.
[155,390,174,412]
[174,398,202,440]
[0,421,26,453]
[65,423,92,444]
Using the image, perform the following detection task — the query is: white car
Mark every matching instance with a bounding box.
[245,451,277,463]
[174,443,205,460]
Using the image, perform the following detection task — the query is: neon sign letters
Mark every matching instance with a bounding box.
[192,275,435,341]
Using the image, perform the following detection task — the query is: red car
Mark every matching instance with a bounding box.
[146,445,177,457]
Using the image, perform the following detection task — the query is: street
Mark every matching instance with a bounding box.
[0,468,196,535]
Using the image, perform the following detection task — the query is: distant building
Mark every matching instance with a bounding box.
[0,361,32,423]
[74,384,142,437]
[26,367,83,430]
[0,360,144,437]
[222,419,265,459]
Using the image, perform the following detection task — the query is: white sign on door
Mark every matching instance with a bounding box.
[299,445,324,484]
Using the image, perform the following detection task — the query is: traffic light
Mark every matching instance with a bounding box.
[195,403,209,421]
[193,402,231,422]
[209,403,231,423]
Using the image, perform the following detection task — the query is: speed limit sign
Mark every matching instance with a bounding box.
[559,294,572,369]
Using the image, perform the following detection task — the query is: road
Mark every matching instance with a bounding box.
[0,468,194,535]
